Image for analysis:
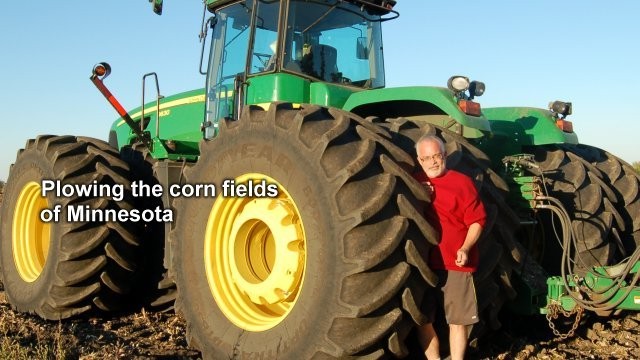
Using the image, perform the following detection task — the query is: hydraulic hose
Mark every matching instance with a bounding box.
[536,196,640,311]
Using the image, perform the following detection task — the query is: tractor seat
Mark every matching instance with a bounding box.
[296,44,339,82]
[313,44,338,82]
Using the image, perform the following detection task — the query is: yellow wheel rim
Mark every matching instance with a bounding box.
[12,181,51,282]
[205,174,306,331]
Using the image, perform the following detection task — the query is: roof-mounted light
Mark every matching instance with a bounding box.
[149,0,163,15]
[350,0,398,17]
[381,0,396,9]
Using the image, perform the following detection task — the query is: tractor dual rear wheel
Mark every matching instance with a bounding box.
[0,136,140,319]
[169,104,438,359]
[531,144,626,271]
[563,144,640,252]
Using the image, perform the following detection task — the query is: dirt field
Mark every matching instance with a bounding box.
[1,284,640,360]
[478,311,640,360]
[0,289,200,359]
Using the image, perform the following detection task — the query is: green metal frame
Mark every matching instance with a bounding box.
[343,86,490,138]
[544,262,640,313]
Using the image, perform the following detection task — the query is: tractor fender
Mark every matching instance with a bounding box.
[482,106,579,146]
[342,86,491,137]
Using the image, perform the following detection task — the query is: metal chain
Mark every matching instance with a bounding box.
[545,303,584,340]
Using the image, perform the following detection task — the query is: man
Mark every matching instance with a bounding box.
[413,134,486,360]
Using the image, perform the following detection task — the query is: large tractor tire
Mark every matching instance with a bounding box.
[0,135,140,319]
[531,144,626,271]
[562,144,640,252]
[169,103,438,359]
[120,145,177,311]
[377,118,525,339]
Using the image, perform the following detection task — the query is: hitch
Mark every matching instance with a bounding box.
[90,62,152,149]
[544,261,640,315]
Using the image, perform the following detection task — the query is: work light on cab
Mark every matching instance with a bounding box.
[150,0,163,15]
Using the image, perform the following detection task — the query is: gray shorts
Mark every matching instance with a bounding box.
[425,270,479,326]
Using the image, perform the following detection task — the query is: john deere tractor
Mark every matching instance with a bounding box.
[1,0,639,358]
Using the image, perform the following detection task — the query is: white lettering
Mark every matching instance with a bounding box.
[66,205,173,223]
[169,183,216,198]
[222,179,279,198]
[40,180,125,201]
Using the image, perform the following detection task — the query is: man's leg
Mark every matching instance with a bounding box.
[442,271,477,360]
[448,324,468,360]
[417,323,440,360]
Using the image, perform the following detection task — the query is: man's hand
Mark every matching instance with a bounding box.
[456,223,483,267]
[455,248,469,267]
[421,180,434,195]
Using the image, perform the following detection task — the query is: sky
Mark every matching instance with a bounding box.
[1,1,638,181]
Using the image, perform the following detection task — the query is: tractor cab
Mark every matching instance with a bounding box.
[201,0,397,137]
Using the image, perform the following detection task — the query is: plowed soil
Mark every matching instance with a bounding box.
[1,286,640,359]
[0,289,200,359]
[478,311,640,360]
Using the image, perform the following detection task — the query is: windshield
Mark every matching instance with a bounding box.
[283,0,385,88]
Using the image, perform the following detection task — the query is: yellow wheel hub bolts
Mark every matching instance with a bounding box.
[204,174,306,331]
[229,197,304,305]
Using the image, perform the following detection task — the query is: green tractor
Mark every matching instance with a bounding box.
[1,0,639,358]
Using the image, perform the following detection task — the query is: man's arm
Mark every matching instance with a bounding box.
[455,222,483,267]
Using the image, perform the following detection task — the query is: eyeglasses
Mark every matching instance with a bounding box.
[418,153,444,163]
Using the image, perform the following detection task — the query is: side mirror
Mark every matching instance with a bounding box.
[150,0,163,15]
[356,37,368,60]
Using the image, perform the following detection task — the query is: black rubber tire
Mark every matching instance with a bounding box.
[376,118,525,339]
[561,144,640,253]
[120,145,177,311]
[0,135,140,319]
[169,103,438,359]
[531,144,625,271]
